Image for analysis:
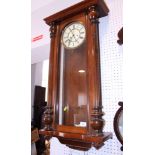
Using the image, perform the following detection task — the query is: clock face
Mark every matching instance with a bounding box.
[62,22,86,49]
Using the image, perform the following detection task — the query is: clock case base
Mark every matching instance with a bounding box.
[39,130,112,151]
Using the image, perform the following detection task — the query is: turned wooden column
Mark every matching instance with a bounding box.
[87,5,105,136]
[42,22,57,131]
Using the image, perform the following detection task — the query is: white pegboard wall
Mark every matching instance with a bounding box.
[50,0,123,154]
[98,0,123,154]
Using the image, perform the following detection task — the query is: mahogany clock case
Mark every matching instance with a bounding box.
[39,0,112,151]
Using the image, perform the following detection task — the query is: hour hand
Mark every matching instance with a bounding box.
[65,39,71,47]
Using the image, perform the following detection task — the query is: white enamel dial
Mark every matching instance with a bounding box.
[62,22,86,49]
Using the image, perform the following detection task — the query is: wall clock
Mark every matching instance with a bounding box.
[114,101,123,151]
[40,0,112,151]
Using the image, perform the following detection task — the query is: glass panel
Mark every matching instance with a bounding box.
[118,111,123,138]
[58,38,88,127]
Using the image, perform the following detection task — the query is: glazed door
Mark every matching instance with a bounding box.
[57,21,88,128]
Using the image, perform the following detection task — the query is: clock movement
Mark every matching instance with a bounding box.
[40,0,112,151]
